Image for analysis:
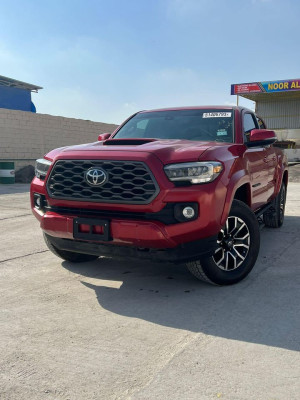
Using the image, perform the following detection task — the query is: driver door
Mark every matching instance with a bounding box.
[256,115,277,200]
[243,112,269,210]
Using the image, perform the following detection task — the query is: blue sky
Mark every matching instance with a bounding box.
[0,0,299,124]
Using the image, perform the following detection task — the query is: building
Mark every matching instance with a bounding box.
[0,75,117,182]
[0,74,42,112]
[231,78,300,161]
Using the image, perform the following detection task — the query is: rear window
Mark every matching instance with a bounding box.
[114,109,234,143]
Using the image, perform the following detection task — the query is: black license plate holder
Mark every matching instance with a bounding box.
[73,218,111,241]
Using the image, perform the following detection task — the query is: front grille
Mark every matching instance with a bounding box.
[46,160,160,204]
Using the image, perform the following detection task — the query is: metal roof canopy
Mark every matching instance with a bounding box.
[0,74,43,92]
[231,79,300,142]
[236,90,300,102]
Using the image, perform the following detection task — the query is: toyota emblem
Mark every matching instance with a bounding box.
[85,168,108,186]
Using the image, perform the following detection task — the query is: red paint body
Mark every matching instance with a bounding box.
[30,106,288,255]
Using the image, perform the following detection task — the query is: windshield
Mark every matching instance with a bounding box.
[114,109,234,142]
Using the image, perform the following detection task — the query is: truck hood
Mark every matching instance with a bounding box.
[47,139,226,164]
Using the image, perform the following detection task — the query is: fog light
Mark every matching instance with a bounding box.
[34,193,44,210]
[182,206,195,219]
[174,203,198,222]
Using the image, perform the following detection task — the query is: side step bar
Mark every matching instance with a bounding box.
[254,202,274,218]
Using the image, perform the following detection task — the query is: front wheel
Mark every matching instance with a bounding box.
[186,200,260,285]
[43,233,99,263]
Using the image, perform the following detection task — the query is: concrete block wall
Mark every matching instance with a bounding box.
[0,108,118,172]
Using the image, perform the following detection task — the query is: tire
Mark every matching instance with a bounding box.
[43,233,99,263]
[186,200,260,285]
[263,183,286,228]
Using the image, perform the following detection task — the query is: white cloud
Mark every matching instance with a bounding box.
[1,42,239,125]
[166,0,209,18]
[136,67,218,108]
[0,44,26,79]
[34,67,238,124]
[35,86,117,124]
[252,0,272,3]
[225,101,238,107]
[122,102,138,111]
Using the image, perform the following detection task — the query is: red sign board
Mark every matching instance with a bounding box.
[233,83,262,94]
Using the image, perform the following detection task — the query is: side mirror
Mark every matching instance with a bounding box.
[246,129,277,147]
[98,133,111,141]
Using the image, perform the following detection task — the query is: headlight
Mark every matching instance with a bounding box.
[164,162,223,184]
[35,158,52,179]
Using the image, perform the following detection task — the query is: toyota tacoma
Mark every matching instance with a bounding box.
[31,106,288,285]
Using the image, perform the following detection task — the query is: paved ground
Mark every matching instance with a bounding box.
[0,183,299,400]
[288,163,300,182]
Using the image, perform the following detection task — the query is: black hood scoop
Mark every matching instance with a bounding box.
[103,138,157,146]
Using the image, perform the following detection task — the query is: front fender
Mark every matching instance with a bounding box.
[220,169,250,226]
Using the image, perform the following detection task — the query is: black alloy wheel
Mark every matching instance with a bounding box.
[186,200,260,285]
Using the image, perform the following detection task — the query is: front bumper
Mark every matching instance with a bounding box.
[36,208,178,248]
[31,174,226,249]
[46,233,218,263]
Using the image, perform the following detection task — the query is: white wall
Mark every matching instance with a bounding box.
[0,108,118,171]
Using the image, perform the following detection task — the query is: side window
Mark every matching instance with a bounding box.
[256,116,266,129]
[243,113,257,142]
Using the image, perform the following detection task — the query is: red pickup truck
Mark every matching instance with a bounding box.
[31,106,288,285]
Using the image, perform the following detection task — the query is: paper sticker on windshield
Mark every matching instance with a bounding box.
[203,112,232,118]
[217,129,227,136]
